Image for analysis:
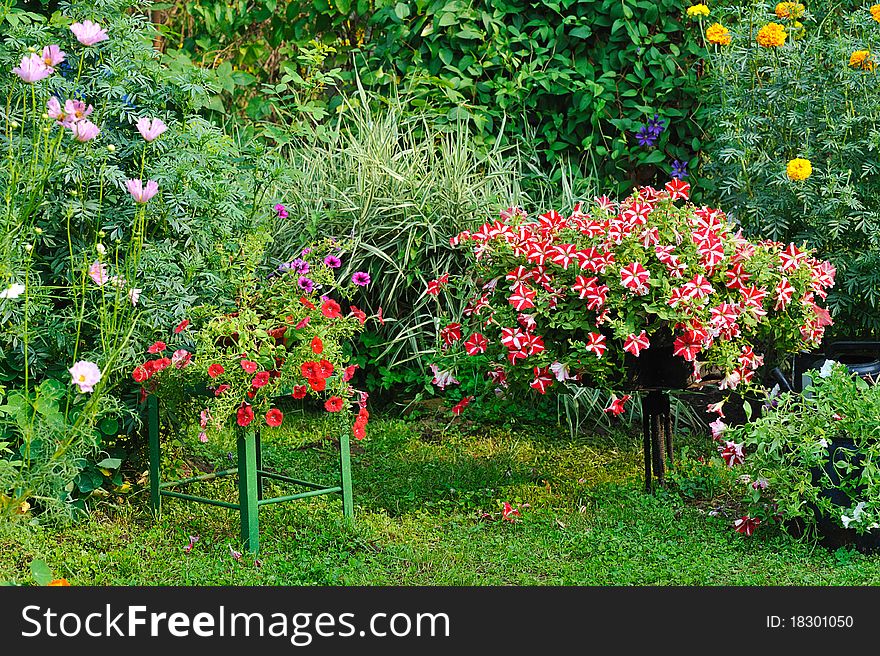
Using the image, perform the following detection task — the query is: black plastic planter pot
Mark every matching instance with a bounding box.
[808,435,880,554]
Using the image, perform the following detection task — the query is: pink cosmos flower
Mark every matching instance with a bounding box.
[69,360,101,393]
[64,99,94,123]
[70,119,100,142]
[46,97,73,127]
[12,53,52,82]
[126,179,159,204]
[136,117,167,142]
[41,44,66,67]
[88,261,108,286]
[70,20,109,46]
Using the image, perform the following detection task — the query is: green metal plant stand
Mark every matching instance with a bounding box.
[147,395,353,554]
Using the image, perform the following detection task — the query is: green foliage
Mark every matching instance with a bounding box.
[730,362,880,535]
[360,0,706,194]
[700,1,880,335]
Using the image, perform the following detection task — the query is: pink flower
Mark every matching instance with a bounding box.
[126,179,159,204]
[12,53,52,82]
[229,545,242,560]
[136,117,167,142]
[172,349,192,368]
[429,363,459,389]
[198,432,208,443]
[46,97,71,126]
[706,400,725,417]
[604,393,631,415]
[70,20,109,46]
[88,260,108,286]
[64,99,93,123]
[68,360,101,393]
[41,45,66,67]
[183,535,199,553]
[128,288,142,305]
[70,119,100,142]
[710,418,726,440]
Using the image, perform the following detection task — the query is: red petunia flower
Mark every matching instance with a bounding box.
[147,340,166,354]
[236,404,254,427]
[300,296,316,310]
[321,299,342,319]
[733,515,760,536]
[324,396,345,412]
[349,305,367,324]
[265,408,284,427]
[451,395,474,416]
[214,384,230,397]
[308,377,327,392]
[318,359,334,378]
[343,364,358,382]
[241,360,258,374]
[311,336,323,354]
[208,363,224,378]
[252,371,270,389]
[132,365,149,383]
[301,361,321,380]
[152,357,171,372]
[291,385,308,399]
[174,319,189,334]
[353,423,366,440]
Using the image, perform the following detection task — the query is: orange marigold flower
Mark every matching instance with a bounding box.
[756,22,787,47]
[705,22,731,45]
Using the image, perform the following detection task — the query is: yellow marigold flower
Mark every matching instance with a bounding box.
[791,21,805,40]
[849,50,875,71]
[47,579,70,586]
[786,158,812,181]
[706,23,731,45]
[775,2,804,19]
[757,22,787,47]
[871,4,880,23]
[687,4,710,18]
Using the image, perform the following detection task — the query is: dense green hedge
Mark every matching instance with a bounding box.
[361,0,706,194]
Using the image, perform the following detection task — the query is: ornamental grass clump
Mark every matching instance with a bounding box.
[426,180,833,416]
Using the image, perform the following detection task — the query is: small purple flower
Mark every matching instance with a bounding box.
[670,159,688,180]
[274,203,288,219]
[352,271,371,287]
[298,276,314,293]
[646,113,666,136]
[324,254,342,269]
[291,258,310,274]
[635,125,657,148]
[301,247,312,256]
[277,261,292,272]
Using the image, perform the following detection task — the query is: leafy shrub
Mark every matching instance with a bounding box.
[0,0,273,520]
[698,0,880,335]
[353,0,706,193]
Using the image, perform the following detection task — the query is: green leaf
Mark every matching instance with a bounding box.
[394,2,410,20]
[30,560,53,586]
[96,457,122,470]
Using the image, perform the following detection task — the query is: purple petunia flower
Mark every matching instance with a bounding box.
[352,271,371,287]
[635,126,657,148]
[291,258,310,274]
[324,254,342,269]
[298,276,314,293]
[670,159,688,180]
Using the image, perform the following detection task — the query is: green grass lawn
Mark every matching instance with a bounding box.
[3,414,880,585]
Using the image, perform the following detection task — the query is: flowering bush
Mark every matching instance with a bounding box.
[427,180,834,415]
[0,0,274,521]
[698,1,880,335]
[140,239,371,442]
[722,362,880,537]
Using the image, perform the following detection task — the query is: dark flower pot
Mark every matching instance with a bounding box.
[808,435,880,554]
[623,344,692,391]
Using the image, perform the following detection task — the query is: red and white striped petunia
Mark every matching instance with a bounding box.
[623,330,650,357]
[778,243,807,272]
[507,349,528,365]
[538,209,566,233]
[500,326,527,351]
[523,332,545,356]
[604,393,632,415]
[440,322,462,346]
[733,516,760,537]
[683,274,714,300]
[530,366,555,394]
[572,275,599,299]
[774,277,795,311]
[585,284,609,310]
[740,285,768,317]
[654,244,675,263]
[691,206,725,232]
[673,330,703,361]
[585,332,607,358]
[640,227,660,248]
[505,265,531,289]
[550,243,578,269]
[718,440,745,467]
[620,261,650,293]
[724,263,750,290]
[508,283,536,311]
[576,247,603,271]
[738,345,763,371]
[665,178,690,201]
[594,195,616,211]
[464,333,488,356]
[668,286,687,308]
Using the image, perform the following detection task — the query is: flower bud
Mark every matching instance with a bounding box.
[107,144,116,152]
[34,227,43,235]
[10,121,19,129]
[97,230,106,238]
[41,113,49,120]
[24,244,33,252]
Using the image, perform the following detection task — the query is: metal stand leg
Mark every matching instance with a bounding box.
[148,395,161,515]
[643,390,673,491]
[255,430,263,502]
[643,402,652,493]
[339,424,354,521]
[238,428,260,554]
